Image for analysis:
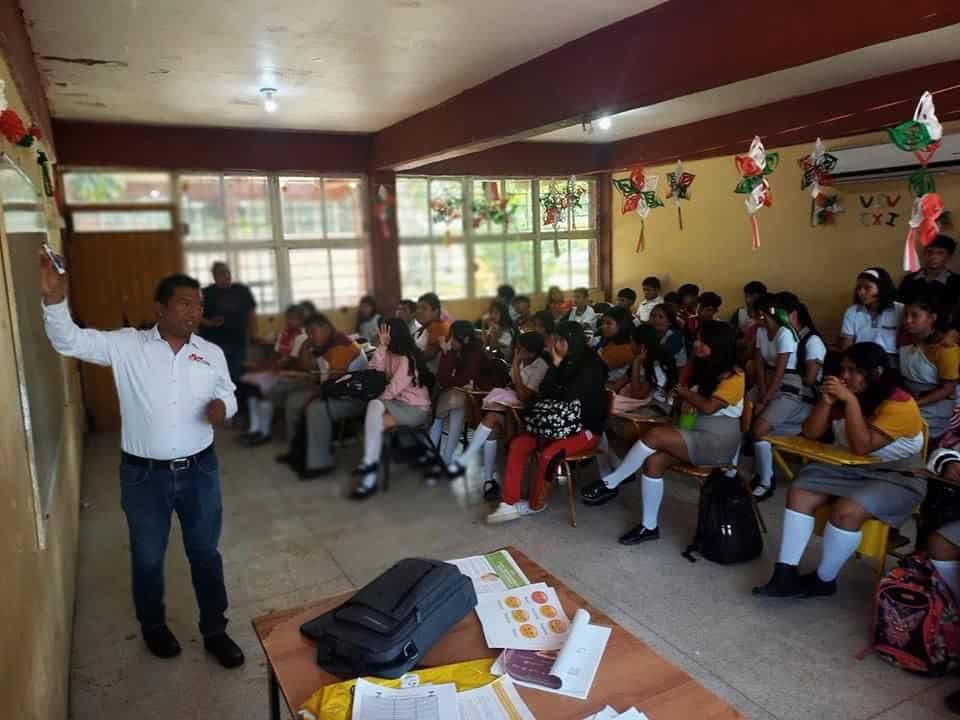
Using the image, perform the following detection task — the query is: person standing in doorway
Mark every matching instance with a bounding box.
[39,254,245,668]
[200,262,257,387]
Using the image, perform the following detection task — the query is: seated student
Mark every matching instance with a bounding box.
[650,303,687,369]
[481,299,516,361]
[512,295,535,333]
[899,296,960,439]
[898,234,960,308]
[355,295,382,344]
[446,332,551,498]
[691,292,722,340]
[838,267,903,362]
[486,322,608,523]
[350,319,433,500]
[615,287,639,321]
[731,281,767,338]
[415,292,450,371]
[753,342,925,598]
[279,318,370,479]
[497,284,517,320]
[597,306,636,385]
[546,285,572,320]
[676,284,701,338]
[396,299,421,337]
[565,287,597,337]
[636,277,664,324]
[749,293,826,500]
[581,323,744,546]
[240,304,308,444]
[612,324,678,415]
[532,310,556,338]
[427,321,498,477]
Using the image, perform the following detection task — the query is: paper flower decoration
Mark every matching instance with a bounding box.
[734,136,778,250]
[472,181,517,229]
[909,170,937,199]
[797,138,837,199]
[613,168,664,252]
[430,195,462,244]
[540,177,586,255]
[666,160,695,230]
[904,193,944,271]
[814,194,844,225]
[373,184,395,240]
[888,91,942,162]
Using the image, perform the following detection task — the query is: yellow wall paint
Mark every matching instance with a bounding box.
[612,124,960,340]
[0,57,83,720]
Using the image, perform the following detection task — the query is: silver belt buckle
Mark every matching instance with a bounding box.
[169,457,191,471]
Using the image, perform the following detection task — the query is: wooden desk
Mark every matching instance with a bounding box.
[766,435,875,481]
[252,547,742,720]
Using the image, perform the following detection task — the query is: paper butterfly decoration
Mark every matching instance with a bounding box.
[666,160,695,230]
[888,91,943,161]
[797,138,837,199]
[904,193,945,272]
[613,168,664,252]
[734,136,778,250]
[540,177,586,256]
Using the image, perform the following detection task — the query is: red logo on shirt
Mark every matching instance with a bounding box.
[188,353,210,366]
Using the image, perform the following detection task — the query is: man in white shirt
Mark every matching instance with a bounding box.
[39,254,244,669]
[636,276,664,324]
[565,287,597,337]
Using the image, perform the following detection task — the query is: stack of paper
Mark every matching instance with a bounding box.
[583,706,649,720]
[351,676,536,720]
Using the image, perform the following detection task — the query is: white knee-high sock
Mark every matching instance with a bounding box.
[483,440,498,482]
[641,474,664,530]
[442,408,466,465]
[932,560,960,600]
[429,418,443,450]
[257,399,274,437]
[754,440,773,488]
[247,397,262,433]
[457,423,493,466]
[362,400,386,481]
[817,522,862,582]
[777,509,815,566]
[601,440,655,489]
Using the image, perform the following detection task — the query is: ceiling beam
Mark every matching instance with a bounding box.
[371,0,960,171]
[0,0,54,146]
[409,141,609,177]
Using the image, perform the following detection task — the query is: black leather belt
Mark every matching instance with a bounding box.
[121,444,214,471]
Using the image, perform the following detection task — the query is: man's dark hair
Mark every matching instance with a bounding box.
[699,292,722,310]
[418,292,441,312]
[513,295,531,306]
[677,283,700,298]
[400,299,417,314]
[573,287,589,297]
[617,288,638,303]
[642,276,662,290]
[743,280,767,296]
[930,234,957,254]
[155,274,200,305]
[497,284,516,302]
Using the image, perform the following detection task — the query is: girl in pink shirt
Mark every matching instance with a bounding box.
[352,318,432,499]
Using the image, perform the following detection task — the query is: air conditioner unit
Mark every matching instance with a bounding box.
[831,133,960,184]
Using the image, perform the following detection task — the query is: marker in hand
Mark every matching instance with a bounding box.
[42,242,66,274]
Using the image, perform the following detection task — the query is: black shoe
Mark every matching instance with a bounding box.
[618,525,660,545]
[482,479,500,501]
[751,476,776,502]
[413,451,437,468]
[298,466,334,480]
[945,688,960,714]
[799,571,838,597]
[247,432,272,447]
[352,461,379,477]
[349,484,378,500]
[580,480,619,506]
[275,452,292,464]
[752,562,804,597]
[204,632,245,669]
[424,463,445,480]
[143,625,181,659]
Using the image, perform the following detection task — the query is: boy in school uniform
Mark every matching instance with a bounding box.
[415,292,450,372]
[616,288,641,326]
[730,280,767,336]
[898,234,960,307]
[636,276,664,324]
[566,287,597,337]
[676,284,701,339]
[512,295,535,333]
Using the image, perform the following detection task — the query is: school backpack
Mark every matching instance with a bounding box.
[682,469,763,564]
[322,370,387,401]
[866,553,960,675]
[796,327,824,370]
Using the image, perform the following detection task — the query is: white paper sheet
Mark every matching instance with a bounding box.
[351,678,458,720]
[456,676,536,720]
[613,709,649,720]
[582,707,619,720]
[448,550,530,594]
[475,582,571,650]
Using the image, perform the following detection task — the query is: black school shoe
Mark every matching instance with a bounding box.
[618,525,660,545]
[580,480,619,506]
[798,571,838,598]
[143,625,181,659]
[204,632,245,669]
[750,475,776,502]
[752,562,805,597]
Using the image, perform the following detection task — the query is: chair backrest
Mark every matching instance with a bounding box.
[921,420,930,464]
[740,399,754,434]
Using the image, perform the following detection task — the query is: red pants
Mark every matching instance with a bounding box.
[503,431,600,509]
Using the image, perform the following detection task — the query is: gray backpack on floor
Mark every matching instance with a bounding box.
[299,558,477,678]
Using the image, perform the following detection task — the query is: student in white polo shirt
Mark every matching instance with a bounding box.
[39,254,244,669]
[839,267,904,363]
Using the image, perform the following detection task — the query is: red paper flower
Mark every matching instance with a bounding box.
[0,109,27,144]
[30,125,42,141]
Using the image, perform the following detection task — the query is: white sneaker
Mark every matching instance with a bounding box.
[515,500,547,516]
[486,502,520,524]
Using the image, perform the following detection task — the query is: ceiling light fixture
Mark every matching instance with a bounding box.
[260,87,278,113]
[596,115,612,131]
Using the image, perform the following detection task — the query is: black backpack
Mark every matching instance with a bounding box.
[683,469,763,564]
[322,369,387,401]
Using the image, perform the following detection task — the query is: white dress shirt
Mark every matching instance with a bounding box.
[636,296,664,324]
[43,300,237,459]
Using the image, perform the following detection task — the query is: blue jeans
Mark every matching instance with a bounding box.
[120,450,229,637]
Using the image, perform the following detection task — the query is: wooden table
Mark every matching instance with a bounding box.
[252,547,743,720]
[766,435,876,481]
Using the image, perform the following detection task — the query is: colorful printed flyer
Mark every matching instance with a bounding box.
[448,550,530,594]
[475,582,571,651]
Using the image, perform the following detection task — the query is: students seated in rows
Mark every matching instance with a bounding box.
[278,315,369,478]
[446,332,551,499]
[565,287,597,336]
[899,296,959,440]
[351,319,433,500]
[512,295,534,333]
[650,303,687,369]
[839,267,903,363]
[615,287,638,319]
[750,293,825,500]
[427,321,502,479]
[582,322,745,548]
[355,295,382,344]
[481,299,515,361]
[597,306,635,385]
[754,342,925,598]
[636,277,664,324]
[396,299,420,337]
[898,234,960,308]
[532,310,555,338]
[485,322,608,523]
[611,324,678,416]
[415,292,450,370]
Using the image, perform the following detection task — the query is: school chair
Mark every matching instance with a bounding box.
[379,421,440,492]
[453,386,490,448]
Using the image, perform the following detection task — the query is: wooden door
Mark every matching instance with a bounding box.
[66,229,181,431]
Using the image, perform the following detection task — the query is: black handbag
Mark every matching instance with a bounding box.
[524,398,583,439]
[322,370,387,401]
[299,558,477,679]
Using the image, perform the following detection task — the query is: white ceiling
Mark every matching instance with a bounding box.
[21,0,663,132]
[530,24,960,143]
